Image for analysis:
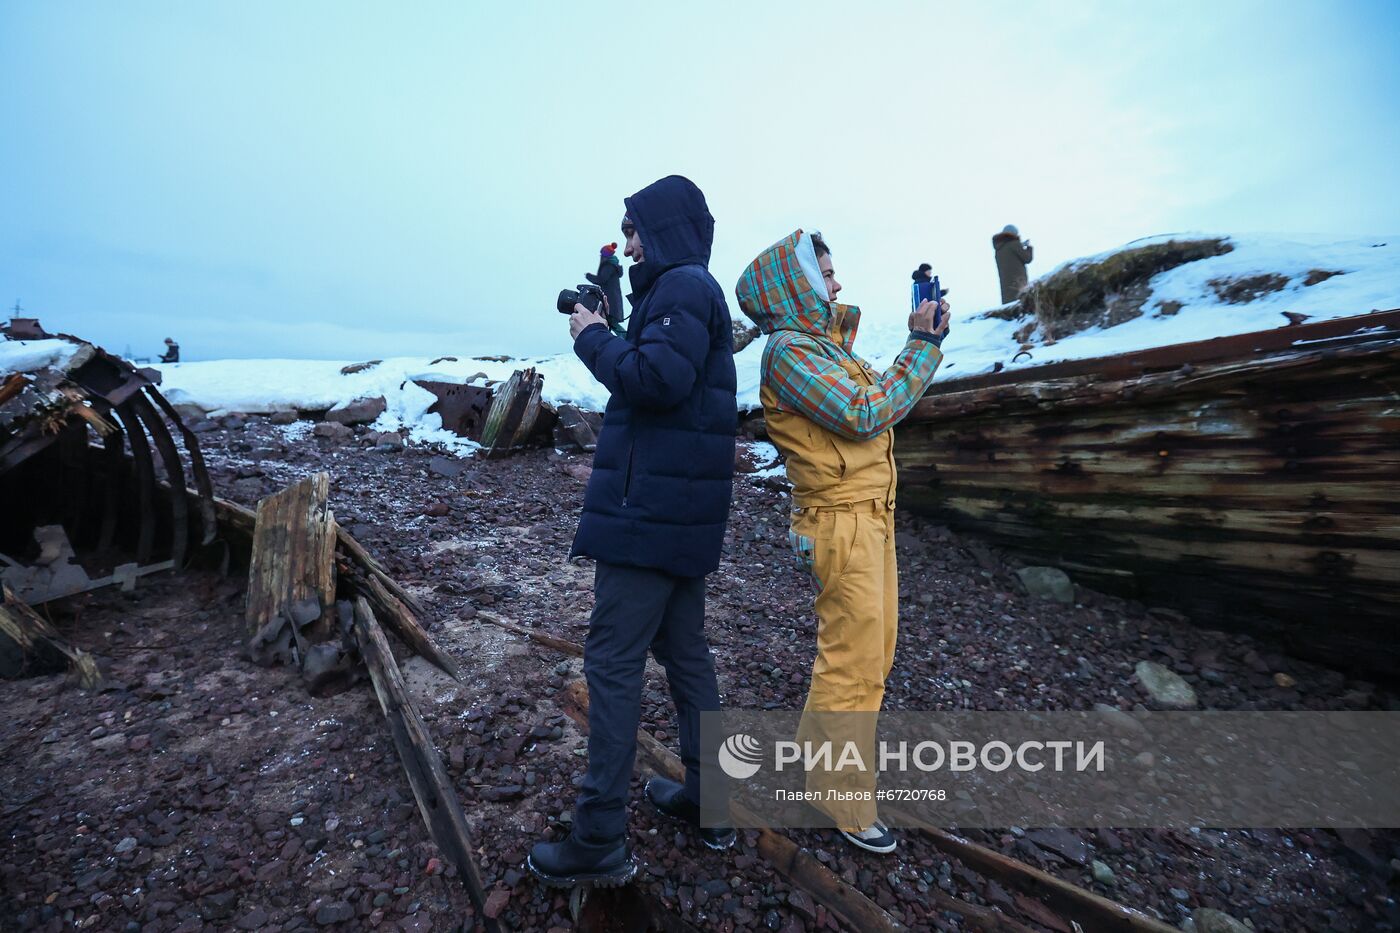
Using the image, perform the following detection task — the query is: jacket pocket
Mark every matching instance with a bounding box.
[621,442,636,506]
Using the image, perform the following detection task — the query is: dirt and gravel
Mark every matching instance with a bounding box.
[3,415,1397,932]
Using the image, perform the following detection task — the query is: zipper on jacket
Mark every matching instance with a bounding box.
[622,443,636,507]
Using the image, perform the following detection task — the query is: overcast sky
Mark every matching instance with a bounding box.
[3,1,1398,362]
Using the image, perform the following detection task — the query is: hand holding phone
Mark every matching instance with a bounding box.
[910,274,944,330]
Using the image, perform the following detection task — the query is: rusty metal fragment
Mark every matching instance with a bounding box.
[415,379,495,437]
[898,308,1400,674]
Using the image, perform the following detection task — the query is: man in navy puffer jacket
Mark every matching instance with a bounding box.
[528,175,738,888]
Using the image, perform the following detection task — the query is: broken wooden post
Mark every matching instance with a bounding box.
[245,473,337,666]
[0,585,101,688]
[351,597,503,933]
[481,368,547,457]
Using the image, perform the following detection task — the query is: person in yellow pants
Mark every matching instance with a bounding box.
[736,229,951,853]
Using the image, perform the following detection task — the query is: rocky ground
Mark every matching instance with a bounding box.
[3,414,1398,932]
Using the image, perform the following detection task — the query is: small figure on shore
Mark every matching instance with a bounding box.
[993,224,1034,303]
[159,338,180,363]
[585,242,627,336]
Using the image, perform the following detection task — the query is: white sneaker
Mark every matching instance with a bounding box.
[839,820,897,854]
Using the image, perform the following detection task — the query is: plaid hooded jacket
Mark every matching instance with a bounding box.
[735,230,944,507]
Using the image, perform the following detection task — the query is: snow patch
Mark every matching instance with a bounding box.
[1,338,79,375]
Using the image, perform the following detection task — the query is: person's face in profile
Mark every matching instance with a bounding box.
[622,223,644,262]
[817,253,842,301]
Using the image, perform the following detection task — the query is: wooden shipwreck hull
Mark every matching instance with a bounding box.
[896,308,1400,675]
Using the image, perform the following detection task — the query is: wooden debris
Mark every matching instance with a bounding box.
[0,585,101,688]
[335,523,425,616]
[218,494,456,681]
[477,610,585,657]
[245,473,337,664]
[351,597,503,933]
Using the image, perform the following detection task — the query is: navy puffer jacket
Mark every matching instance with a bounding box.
[570,175,737,578]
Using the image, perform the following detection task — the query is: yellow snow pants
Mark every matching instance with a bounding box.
[788,498,898,831]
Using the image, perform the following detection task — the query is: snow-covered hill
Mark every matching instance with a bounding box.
[10,232,1389,450]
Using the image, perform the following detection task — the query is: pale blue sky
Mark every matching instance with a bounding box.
[3,1,1398,361]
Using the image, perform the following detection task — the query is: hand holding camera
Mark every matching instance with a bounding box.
[559,283,611,339]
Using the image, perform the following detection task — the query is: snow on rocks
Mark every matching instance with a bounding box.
[0,338,80,375]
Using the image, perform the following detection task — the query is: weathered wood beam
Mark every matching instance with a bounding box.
[217,495,459,677]
[112,402,156,564]
[0,585,101,688]
[351,597,504,932]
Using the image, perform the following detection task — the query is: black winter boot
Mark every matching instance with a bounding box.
[526,833,636,888]
[644,776,736,851]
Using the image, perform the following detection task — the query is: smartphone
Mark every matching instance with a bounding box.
[910,275,943,330]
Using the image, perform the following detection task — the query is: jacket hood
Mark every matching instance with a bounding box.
[735,229,862,350]
[992,231,1021,246]
[624,175,714,269]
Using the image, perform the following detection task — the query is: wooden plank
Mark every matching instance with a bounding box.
[0,585,101,688]
[130,393,190,570]
[351,598,502,932]
[245,473,337,647]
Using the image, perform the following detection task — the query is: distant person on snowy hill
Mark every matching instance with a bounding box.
[585,242,627,336]
[158,338,180,363]
[993,224,1034,303]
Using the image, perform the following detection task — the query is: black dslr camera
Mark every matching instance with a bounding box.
[557,283,607,315]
